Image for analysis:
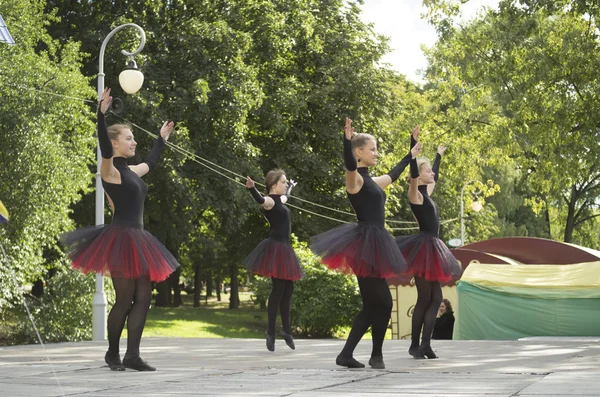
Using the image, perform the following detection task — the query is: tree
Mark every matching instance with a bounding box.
[0,0,95,307]
[423,0,600,243]
[44,0,411,308]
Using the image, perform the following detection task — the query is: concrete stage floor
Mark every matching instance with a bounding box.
[0,337,599,396]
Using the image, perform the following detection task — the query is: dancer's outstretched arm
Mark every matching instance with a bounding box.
[246,176,275,210]
[373,126,420,189]
[408,140,423,205]
[131,120,174,177]
[281,179,297,204]
[427,145,446,196]
[344,118,364,194]
[97,88,121,184]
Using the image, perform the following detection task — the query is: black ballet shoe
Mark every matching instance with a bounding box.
[105,351,125,371]
[281,330,295,350]
[418,345,438,359]
[122,355,156,371]
[336,354,365,368]
[368,355,385,369]
[408,345,425,359]
[265,332,275,352]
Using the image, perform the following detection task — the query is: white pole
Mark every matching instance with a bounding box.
[92,23,146,341]
[460,183,465,247]
[460,180,482,247]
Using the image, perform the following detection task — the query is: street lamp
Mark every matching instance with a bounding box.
[93,23,146,341]
[460,180,483,247]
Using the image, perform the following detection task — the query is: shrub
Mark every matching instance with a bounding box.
[7,264,115,344]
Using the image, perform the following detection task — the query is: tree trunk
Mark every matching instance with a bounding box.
[194,263,202,308]
[173,267,182,307]
[544,206,552,239]
[229,263,240,309]
[206,277,213,298]
[155,273,176,307]
[154,280,169,307]
[563,187,577,243]
[216,278,221,301]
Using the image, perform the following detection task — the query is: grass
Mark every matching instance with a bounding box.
[143,292,267,338]
[143,292,391,340]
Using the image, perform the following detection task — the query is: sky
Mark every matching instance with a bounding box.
[359,0,500,83]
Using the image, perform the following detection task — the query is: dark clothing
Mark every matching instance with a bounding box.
[340,277,392,358]
[61,112,178,363]
[411,277,443,347]
[410,185,439,237]
[243,194,302,280]
[108,276,152,357]
[348,168,386,227]
[245,193,301,337]
[310,168,407,278]
[433,312,455,340]
[267,278,294,335]
[312,137,409,362]
[103,157,148,227]
[263,195,292,242]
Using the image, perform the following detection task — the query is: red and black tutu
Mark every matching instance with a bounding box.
[310,223,408,278]
[395,233,462,282]
[243,238,303,281]
[60,221,179,282]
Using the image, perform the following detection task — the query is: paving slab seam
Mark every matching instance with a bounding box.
[276,371,390,396]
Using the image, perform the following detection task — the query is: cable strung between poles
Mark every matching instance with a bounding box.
[2,79,420,224]
[0,82,446,226]
[113,113,425,226]
[115,115,352,225]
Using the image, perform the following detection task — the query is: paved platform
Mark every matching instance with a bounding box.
[0,337,599,396]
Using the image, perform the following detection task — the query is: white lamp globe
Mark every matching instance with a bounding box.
[119,59,144,94]
[471,200,483,212]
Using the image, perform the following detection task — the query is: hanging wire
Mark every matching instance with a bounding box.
[114,113,421,224]
[390,217,459,231]
[1,81,460,228]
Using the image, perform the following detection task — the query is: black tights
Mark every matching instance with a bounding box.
[411,276,442,347]
[107,276,152,358]
[267,278,294,336]
[340,277,392,359]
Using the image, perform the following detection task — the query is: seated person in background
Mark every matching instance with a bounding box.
[432,299,455,340]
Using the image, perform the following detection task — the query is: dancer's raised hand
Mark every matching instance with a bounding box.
[411,141,423,158]
[160,121,175,141]
[344,118,355,140]
[99,87,112,114]
[411,125,420,141]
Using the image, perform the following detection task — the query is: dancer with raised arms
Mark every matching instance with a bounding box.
[310,118,418,369]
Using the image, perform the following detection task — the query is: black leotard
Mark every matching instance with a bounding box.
[410,185,439,237]
[263,195,291,242]
[348,168,386,227]
[103,158,148,227]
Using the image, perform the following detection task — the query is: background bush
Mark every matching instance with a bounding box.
[3,262,115,345]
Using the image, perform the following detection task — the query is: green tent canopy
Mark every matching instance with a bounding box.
[455,262,600,340]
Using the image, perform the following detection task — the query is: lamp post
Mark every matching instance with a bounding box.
[93,23,146,341]
[460,180,483,247]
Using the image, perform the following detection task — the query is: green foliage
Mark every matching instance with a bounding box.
[5,265,115,344]
[0,0,96,307]
[249,276,270,310]
[251,241,361,338]
[422,0,600,243]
